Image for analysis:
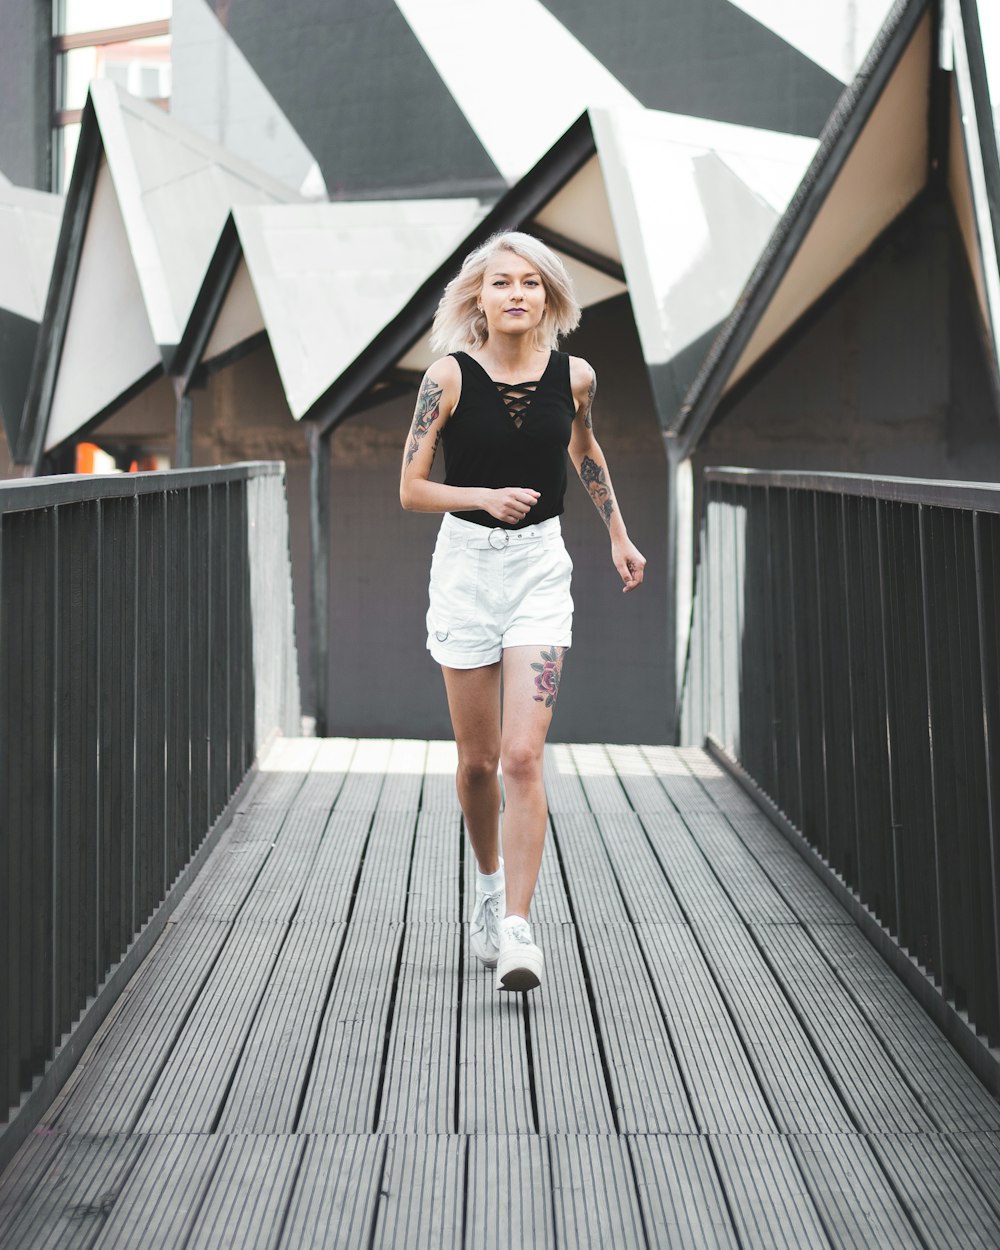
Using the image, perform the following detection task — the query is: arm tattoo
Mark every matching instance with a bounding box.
[405,376,443,467]
[580,455,615,527]
[581,372,596,430]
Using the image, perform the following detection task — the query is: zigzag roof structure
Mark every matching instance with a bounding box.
[673,0,1000,453]
[18,80,298,468]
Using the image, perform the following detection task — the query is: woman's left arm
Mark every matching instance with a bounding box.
[568,358,646,593]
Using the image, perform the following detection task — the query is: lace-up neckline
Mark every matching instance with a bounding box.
[494,379,540,428]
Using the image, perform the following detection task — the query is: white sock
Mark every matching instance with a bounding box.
[476,861,504,892]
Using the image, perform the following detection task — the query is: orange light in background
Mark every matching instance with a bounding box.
[76,442,99,472]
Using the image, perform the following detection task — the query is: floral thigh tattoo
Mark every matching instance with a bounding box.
[531,647,566,708]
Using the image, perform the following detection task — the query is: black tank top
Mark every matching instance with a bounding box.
[442,350,575,529]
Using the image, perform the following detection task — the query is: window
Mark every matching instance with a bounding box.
[52,1,172,192]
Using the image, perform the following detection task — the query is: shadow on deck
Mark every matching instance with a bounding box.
[1,738,999,1249]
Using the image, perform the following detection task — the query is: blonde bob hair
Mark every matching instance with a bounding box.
[429,231,581,354]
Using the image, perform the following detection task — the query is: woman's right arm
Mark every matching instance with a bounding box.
[399,358,539,523]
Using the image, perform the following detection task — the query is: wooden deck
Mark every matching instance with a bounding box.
[2,738,1000,1248]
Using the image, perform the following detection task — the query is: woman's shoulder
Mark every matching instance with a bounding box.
[566,354,596,400]
[426,353,462,384]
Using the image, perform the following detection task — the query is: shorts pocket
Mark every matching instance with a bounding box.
[428,546,481,632]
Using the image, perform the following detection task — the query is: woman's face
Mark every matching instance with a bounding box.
[478,251,546,341]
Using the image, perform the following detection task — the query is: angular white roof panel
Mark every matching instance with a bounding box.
[231,198,485,418]
[92,79,299,349]
[0,178,63,321]
[46,159,161,452]
[590,106,817,412]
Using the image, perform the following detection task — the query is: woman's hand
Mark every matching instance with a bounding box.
[612,537,646,593]
[483,487,540,524]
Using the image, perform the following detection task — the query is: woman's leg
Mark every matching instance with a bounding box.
[499,645,567,918]
[441,661,503,872]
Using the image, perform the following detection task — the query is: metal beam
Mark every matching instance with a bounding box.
[308,423,331,737]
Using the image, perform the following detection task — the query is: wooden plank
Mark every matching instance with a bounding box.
[714,806,852,925]
[753,924,936,1132]
[787,1134,924,1249]
[466,1134,552,1247]
[248,738,320,807]
[680,809,799,925]
[334,738,393,811]
[866,1132,1000,1249]
[295,810,377,923]
[639,809,746,926]
[0,1129,74,1240]
[641,744,718,812]
[460,924,535,1134]
[548,1134,646,1248]
[45,919,233,1134]
[93,1134,225,1249]
[567,743,633,813]
[605,742,681,812]
[278,1134,384,1249]
[217,921,347,1132]
[628,1134,740,1249]
[376,739,428,812]
[377,925,458,1134]
[297,922,402,1133]
[637,924,776,1133]
[543,742,590,813]
[134,920,291,1133]
[409,811,461,922]
[173,809,286,922]
[185,1133,304,1250]
[679,749,852,924]
[694,923,855,1131]
[238,806,335,922]
[592,811,686,923]
[371,1135,465,1250]
[577,922,695,1132]
[808,924,1000,1131]
[351,811,417,924]
[420,740,461,814]
[942,1132,1000,1220]
[548,812,631,925]
[709,1133,831,1250]
[529,923,615,1133]
[293,737,356,808]
[0,1131,145,1249]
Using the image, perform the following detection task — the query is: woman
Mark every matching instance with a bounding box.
[400,231,645,992]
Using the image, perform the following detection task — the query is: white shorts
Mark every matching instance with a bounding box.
[426,512,574,668]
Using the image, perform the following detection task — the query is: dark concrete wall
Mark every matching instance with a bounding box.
[0,1,50,189]
[698,197,1000,488]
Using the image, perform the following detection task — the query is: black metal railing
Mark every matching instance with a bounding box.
[1,464,300,1121]
[681,468,1000,1050]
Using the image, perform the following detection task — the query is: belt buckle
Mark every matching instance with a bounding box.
[488,527,509,550]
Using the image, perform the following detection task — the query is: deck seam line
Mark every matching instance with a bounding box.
[677,751,999,1235]
[547,808,621,1136]
[632,765,860,1140]
[122,763,317,1135]
[369,809,420,1132]
[269,1134,308,1250]
[176,1130,231,1250]
[291,805,379,1133]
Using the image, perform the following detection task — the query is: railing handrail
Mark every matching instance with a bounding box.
[703,466,1000,513]
[0,462,284,515]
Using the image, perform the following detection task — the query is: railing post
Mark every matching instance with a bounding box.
[309,423,331,738]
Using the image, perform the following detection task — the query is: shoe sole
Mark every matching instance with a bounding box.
[496,951,543,992]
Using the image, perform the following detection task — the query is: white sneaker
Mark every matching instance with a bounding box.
[470,874,505,967]
[496,916,543,992]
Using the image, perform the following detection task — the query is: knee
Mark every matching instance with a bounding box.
[457,754,499,787]
[500,742,543,786]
